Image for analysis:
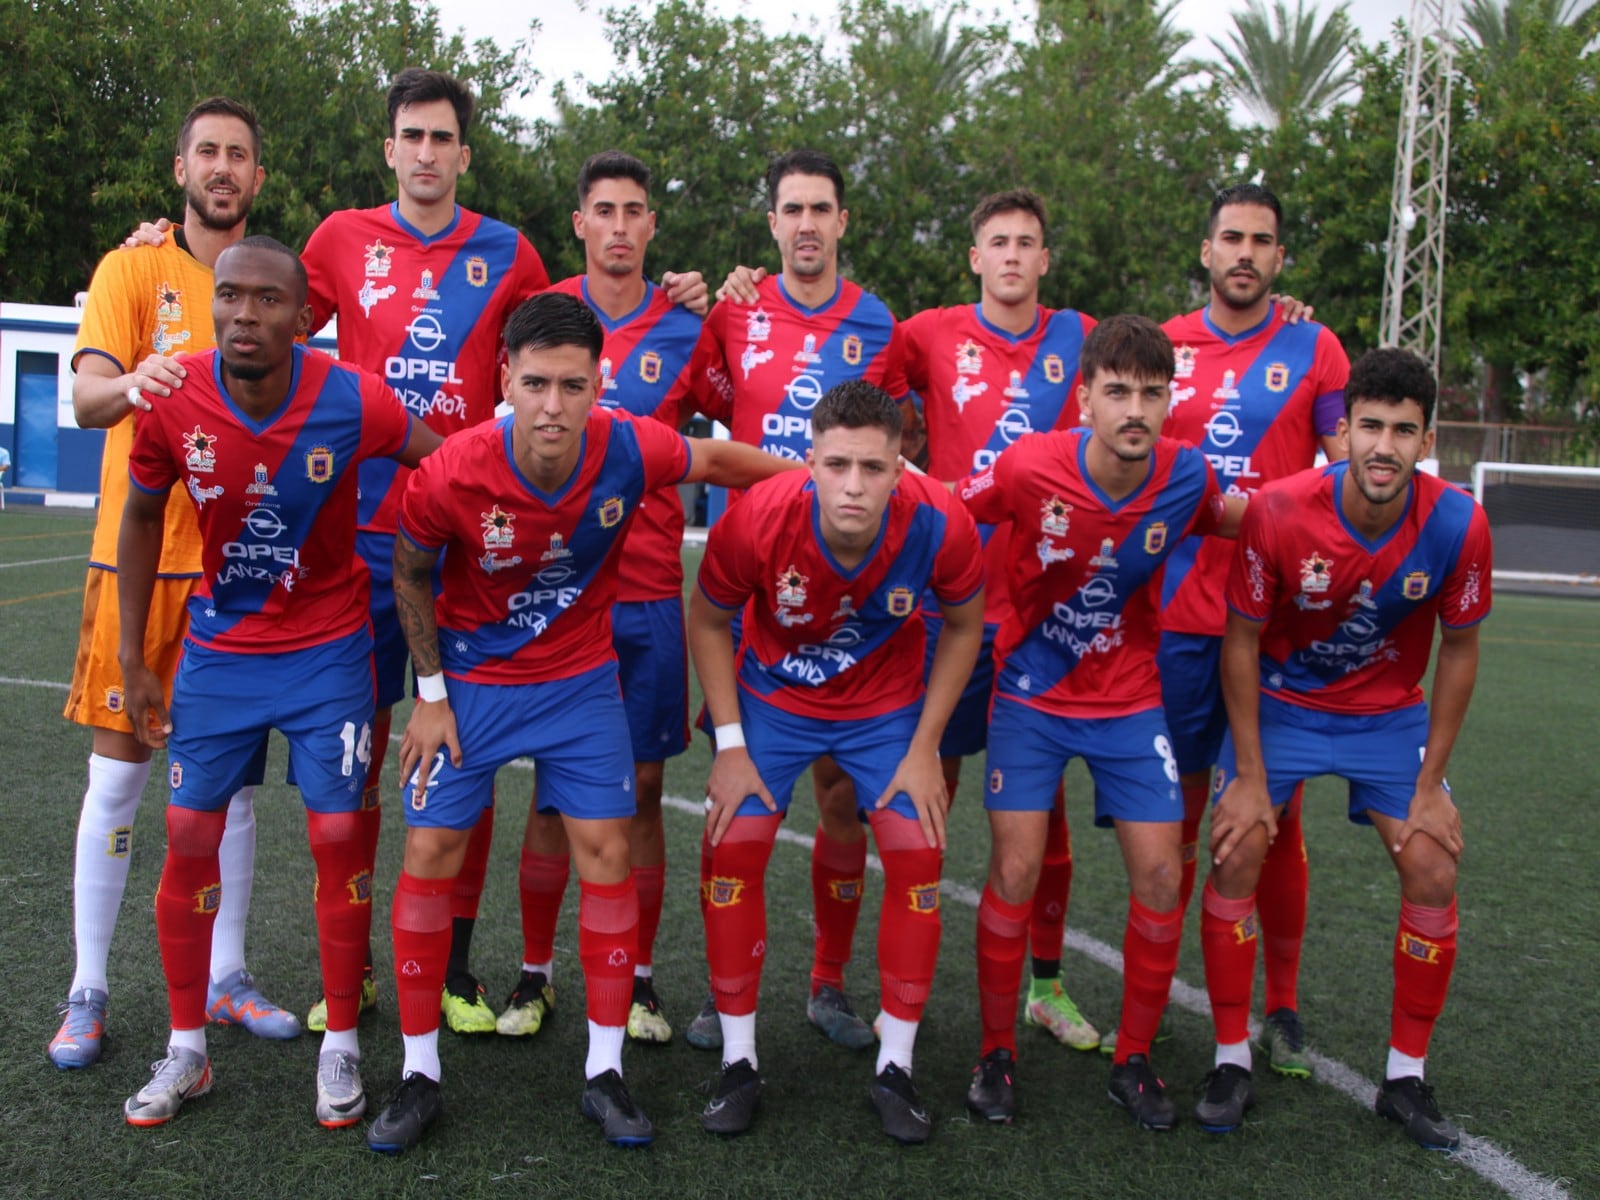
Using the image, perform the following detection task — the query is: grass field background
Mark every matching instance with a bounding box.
[1,507,1595,1200]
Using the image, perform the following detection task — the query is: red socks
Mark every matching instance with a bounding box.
[452,805,494,923]
[703,814,782,1016]
[1178,778,1210,915]
[1116,896,1182,1062]
[518,849,569,966]
[976,884,1030,1056]
[391,871,453,1036]
[1392,897,1458,1057]
[357,708,390,876]
[870,811,942,1022]
[578,877,639,1026]
[632,862,665,969]
[1258,786,1308,1013]
[810,825,866,994]
[1200,881,1259,1047]
[307,810,372,1032]
[155,806,228,1030]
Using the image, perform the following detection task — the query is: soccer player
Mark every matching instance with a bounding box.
[500,150,706,1045]
[51,97,297,1071]
[900,187,1100,1052]
[689,380,984,1142]
[1199,348,1489,1149]
[1158,183,1350,1073]
[116,236,440,1127]
[956,314,1241,1129]
[687,149,911,1052]
[366,291,797,1153]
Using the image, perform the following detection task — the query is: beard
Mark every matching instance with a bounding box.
[1210,263,1274,311]
[184,178,255,233]
[222,357,272,382]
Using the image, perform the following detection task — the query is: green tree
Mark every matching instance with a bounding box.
[1210,0,1359,128]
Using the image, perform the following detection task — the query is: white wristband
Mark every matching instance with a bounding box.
[714,722,746,750]
[416,673,448,703]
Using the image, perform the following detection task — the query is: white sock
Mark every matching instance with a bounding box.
[719,1010,758,1071]
[522,959,554,981]
[402,1032,441,1082]
[875,1013,918,1076]
[169,1026,207,1057]
[634,963,653,980]
[1215,1039,1252,1071]
[1386,1046,1426,1082]
[210,786,256,984]
[321,1027,360,1059]
[585,1021,626,1079]
[69,754,151,995]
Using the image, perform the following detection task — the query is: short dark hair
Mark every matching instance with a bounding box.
[577,150,652,207]
[177,96,261,160]
[767,150,844,211]
[969,189,1048,242]
[1079,314,1174,385]
[219,235,307,303]
[1345,347,1437,426]
[1207,182,1283,239]
[811,379,903,442]
[502,292,604,361]
[387,68,474,138]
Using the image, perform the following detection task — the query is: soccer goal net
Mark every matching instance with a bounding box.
[1471,462,1600,590]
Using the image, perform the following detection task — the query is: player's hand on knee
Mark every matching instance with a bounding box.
[705,748,773,846]
[716,265,766,305]
[1393,782,1463,862]
[123,666,171,748]
[877,750,949,850]
[661,270,709,316]
[1209,775,1277,866]
[122,216,173,250]
[400,700,462,796]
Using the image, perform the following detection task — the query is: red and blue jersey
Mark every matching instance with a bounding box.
[301,203,549,534]
[398,407,691,685]
[693,275,909,465]
[548,274,701,601]
[1227,462,1493,715]
[697,470,982,720]
[960,428,1223,718]
[903,302,1096,625]
[1159,304,1349,636]
[128,345,415,653]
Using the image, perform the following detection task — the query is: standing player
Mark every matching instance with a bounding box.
[1199,348,1488,1148]
[365,292,797,1153]
[117,237,439,1127]
[51,97,297,1071]
[1158,183,1349,1072]
[499,150,705,1045]
[900,188,1100,1052]
[689,380,984,1142]
[688,149,911,1051]
[956,315,1241,1129]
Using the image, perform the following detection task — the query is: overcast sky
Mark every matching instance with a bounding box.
[429,0,1411,124]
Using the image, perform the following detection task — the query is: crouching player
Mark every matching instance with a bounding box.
[1200,348,1490,1148]
[688,380,984,1143]
[956,315,1241,1129]
[366,291,798,1153]
[117,237,441,1127]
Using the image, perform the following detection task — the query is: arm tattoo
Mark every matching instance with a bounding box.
[393,538,444,677]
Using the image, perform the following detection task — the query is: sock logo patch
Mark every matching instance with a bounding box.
[703,876,746,907]
[108,826,133,857]
[607,948,629,967]
[827,877,864,903]
[905,882,941,913]
[1399,931,1442,964]
[192,882,221,915]
[361,784,381,812]
[345,869,373,904]
[1232,913,1259,944]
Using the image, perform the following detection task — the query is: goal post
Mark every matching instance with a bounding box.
[1470,461,1600,590]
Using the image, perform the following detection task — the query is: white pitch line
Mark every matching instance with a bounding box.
[0,676,70,690]
[0,554,88,569]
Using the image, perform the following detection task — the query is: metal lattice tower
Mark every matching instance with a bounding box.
[1380,0,1460,378]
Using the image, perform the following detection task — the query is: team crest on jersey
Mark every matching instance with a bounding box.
[465,255,489,287]
[358,279,395,317]
[1043,354,1065,385]
[597,496,625,528]
[105,686,124,714]
[988,768,1003,794]
[156,282,183,323]
[304,445,335,484]
[1174,344,1197,379]
[1402,571,1431,601]
[193,883,221,915]
[1040,495,1072,536]
[640,351,662,384]
[776,566,809,608]
[170,761,183,789]
[108,826,133,858]
[746,308,772,343]
[1143,522,1168,555]
[1214,370,1240,401]
[481,505,516,549]
[704,876,746,908]
[412,269,440,301]
[828,878,863,903]
[886,587,916,617]
[842,335,863,366]
[906,883,941,913]
[1004,370,1029,400]
[364,240,394,277]
[1399,931,1442,964]
[1351,578,1378,610]
[1090,538,1119,570]
[183,425,218,473]
[1265,362,1291,393]
[345,870,373,905]
[956,340,983,375]
[247,462,278,496]
[794,333,822,365]
[1232,913,1259,944]
[542,533,572,562]
[1299,553,1333,594]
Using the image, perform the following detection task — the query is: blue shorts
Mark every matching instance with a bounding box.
[1214,695,1434,825]
[983,699,1182,827]
[167,628,375,813]
[737,696,926,824]
[403,662,636,830]
[923,616,996,759]
[612,597,690,763]
[1158,630,1228,775]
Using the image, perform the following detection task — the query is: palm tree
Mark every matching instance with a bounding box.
[1462,0,1595,66]
[1208,0,1359,128]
